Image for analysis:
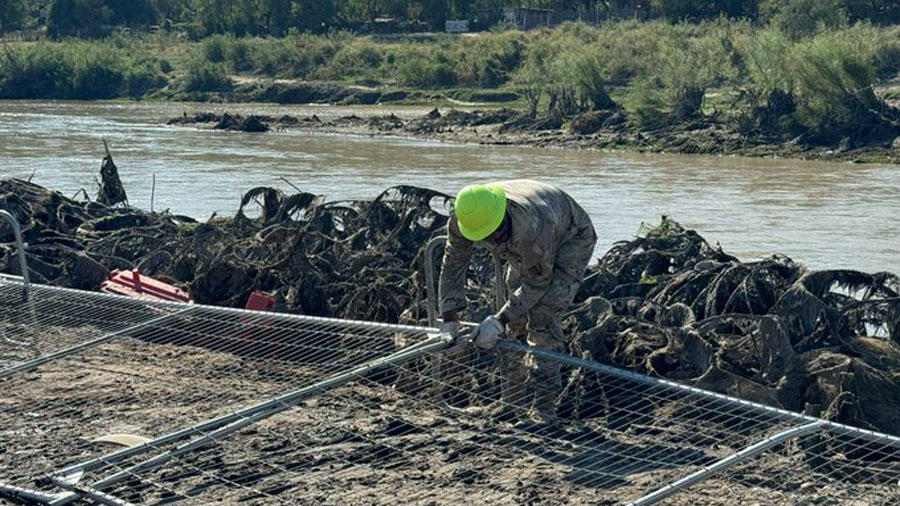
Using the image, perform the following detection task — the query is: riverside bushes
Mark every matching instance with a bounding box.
[0,40,168,99]
[2,19,900,147]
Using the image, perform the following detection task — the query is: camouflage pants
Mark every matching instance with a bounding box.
[500,231,596,410]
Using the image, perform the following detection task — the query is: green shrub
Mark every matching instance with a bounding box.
[124,59,168,98]
[225,38,253,73]
[69,50,123,99]
[873,28,900,80]
[623,80,668,129]
[181,57,232,92]
[621,23,738,125]
[790,26,881,129]
[394,52,456,87]
[591,20,682,86]
[202,34,230,63]
[739,28,794,98]
[0,40,167,100]
[761,0,847,40]
[571,50,615,110]
[0,43,71,99]
[511,59,544,116]
[553,21,600,43]
[322,39,384,80]
[451,32,525,87]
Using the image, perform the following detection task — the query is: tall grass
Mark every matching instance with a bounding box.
[622,20,742,127]
[200,32,350,78]
[791,26,883,129]
[1,20,899,147]
[180,54,232,93]
[0,40,168,99]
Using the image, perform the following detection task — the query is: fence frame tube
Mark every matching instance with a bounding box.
[0,273,434,336]
[423,235,505,327]
[0,210,30,301]
[627,421,826,506]
[0,482,62,504]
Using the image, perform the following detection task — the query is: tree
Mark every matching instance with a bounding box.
[291,0,338,32]
[107,0,158,26]
[263,0,292,35]
[0,0,26,33]
[47,0,113,38]
[843,0,900,25]
[760,0,847,40]
[421,0,448,30]
[193,0,262,36]
[154,0,193,25]
[650,0,758,21]
[339,0,381,24]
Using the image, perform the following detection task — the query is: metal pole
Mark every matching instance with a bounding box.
[0,273,436,337]
[627,422,826,506]
[0,307,194,379]
[423,235,506,327]
[496,339,900,447]
[48,478,136,506]
[47,333,453,506]
[0,209,30,301]
[150,173,156,213]
[493,255,506,311]
[0,481,62,504]
[423,235,447,327]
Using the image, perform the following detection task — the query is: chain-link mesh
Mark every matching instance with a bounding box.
[1,275,899,506]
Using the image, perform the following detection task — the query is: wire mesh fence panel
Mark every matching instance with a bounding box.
[0,277,439,505]
[647,428,900,506]
[0,275,188,373]
[1,277,900,505]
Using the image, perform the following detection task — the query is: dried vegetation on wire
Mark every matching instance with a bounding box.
[1,174,899,438]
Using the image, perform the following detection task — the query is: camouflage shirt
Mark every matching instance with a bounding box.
[439,180,596,323]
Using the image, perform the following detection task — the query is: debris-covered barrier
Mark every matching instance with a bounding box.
[1,177,898,436]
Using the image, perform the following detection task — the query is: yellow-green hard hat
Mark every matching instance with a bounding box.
[454,184,507,241]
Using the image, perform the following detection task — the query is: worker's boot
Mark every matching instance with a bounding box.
[465,348,530,423]
[522,354,563,429]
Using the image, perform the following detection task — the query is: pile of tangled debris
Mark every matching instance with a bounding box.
[1,173,898,436]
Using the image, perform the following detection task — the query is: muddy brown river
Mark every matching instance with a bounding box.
[0,100,897,272]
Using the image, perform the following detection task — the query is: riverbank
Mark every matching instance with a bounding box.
[4,21,900,163]
[167,108,900,164]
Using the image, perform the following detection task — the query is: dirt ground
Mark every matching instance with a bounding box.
[1,336,898,506]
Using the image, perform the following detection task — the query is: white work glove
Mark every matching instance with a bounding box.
[471,315,503,350]
[440,320,461,339]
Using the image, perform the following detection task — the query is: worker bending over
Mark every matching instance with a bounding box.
[439,180,596,425]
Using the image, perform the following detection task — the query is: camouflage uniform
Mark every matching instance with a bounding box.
[439,180,597,418]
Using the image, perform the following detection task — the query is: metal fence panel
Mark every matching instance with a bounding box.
[1,276,899,505]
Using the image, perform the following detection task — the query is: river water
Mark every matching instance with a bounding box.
[0,100,897,273]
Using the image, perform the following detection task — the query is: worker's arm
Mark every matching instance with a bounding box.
[497,228,556,324]
[439,213,474,321]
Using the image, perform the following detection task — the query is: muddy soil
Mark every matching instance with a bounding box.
[167,108,900,164]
